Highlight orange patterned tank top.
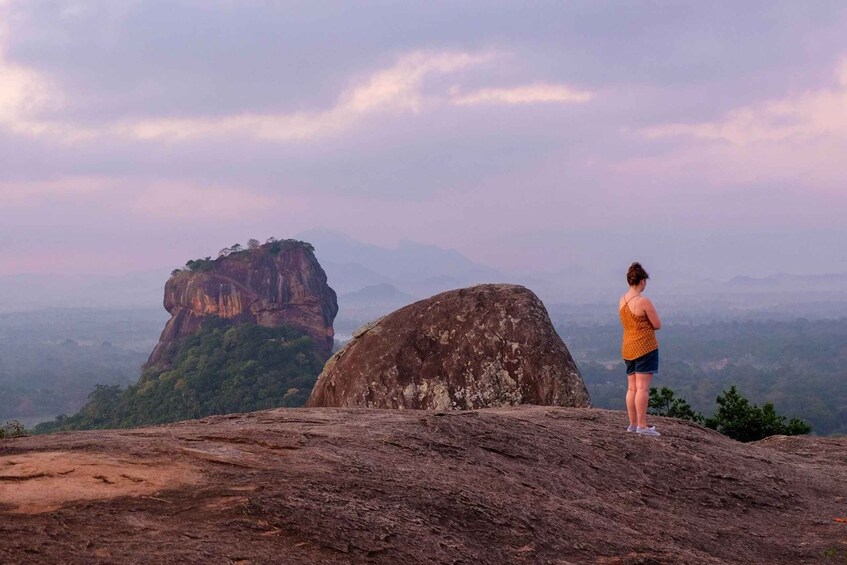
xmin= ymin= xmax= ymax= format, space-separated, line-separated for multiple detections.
xmin=620 ymin=296 xmax=658 ymax=360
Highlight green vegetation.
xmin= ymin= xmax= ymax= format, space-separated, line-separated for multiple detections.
xmin=703 ymin=385 xmax=812 ymax=442
xmin=0 ymin=420 xmax=27 ymax=439
xmin=34 ymin=318 xmax=326 ymax=433
xmin=8 ymin=239 xmax=320 ymax=431
xmin=648 ymin=385 xmax=811 ymax=442
xmin=174 ymin=237 xmax=315 ymax=273
xmin=7 ymin=302 xmax=842 ymax=438
xmin=185 ymin=256 xmax=215 ymax=272
xmin=0 ymin=308 xmax=158 ymax=427
xmin=648 ymin=386 xmax=703 ymax=423
xmin=562 ymin=318 xmax=847 ymax=435
xmin=267 ymin=238 xmax=315 ymax=255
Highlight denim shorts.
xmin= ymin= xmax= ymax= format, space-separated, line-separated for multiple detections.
xmin=625 ymin=349 xmax=659 ymax=375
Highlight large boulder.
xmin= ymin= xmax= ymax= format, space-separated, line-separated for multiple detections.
xmin=307 ymin=284 xmax=590 ymax=409
xmin=147 ymin=240 xmax=338 ymax=367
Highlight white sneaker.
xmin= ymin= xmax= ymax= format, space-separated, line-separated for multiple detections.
xmin=636 ymin=426 xmax=661 ymax=437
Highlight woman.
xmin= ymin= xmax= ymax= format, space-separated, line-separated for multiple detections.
xmin=619 ymin=262 xmax=662 ymax=436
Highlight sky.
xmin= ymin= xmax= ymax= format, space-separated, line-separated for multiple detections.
xmin=1 ymin=0 xmax=846 ymax=280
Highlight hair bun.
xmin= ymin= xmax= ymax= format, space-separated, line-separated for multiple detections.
xmin=626 ymin=262 xmax=649 ymax=286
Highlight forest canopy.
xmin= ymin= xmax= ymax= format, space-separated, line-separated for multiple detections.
xmin=34 ymin=318 xmax=325 ymax=433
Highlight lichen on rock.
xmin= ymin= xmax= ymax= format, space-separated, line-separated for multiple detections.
xmin=307 ymin=284 xmax=591 ymax=409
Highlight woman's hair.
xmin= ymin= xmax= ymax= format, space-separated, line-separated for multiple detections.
xmin=627 ymin=262 xmax=650 ymax=286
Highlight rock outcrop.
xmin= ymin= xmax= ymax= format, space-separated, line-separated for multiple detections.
xmin=2 ymin=408 xmax=846 ymax=564
xmin=147 ymin=241 xmax=338 ymax=367
xmin=307 ymin=284 xmax=590 ymax=409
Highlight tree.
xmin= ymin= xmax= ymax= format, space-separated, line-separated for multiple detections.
xmin=648 ymin=386 xmax=704 ymax=423
xmin=186 ymin=257 xmax=215 ymax=272
xmin=247 ymin=239 xmax=261 ymax=250
xmin=0 ymin=420 xmax=26 ymax=439
xmin=704 ymin=386 xmax=812 ymax=442
xmin=230 ymin=243 xmax=243 ymax=253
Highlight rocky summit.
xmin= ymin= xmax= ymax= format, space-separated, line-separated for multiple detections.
xmin=2 ymin=407 xmax=846 ymax=564
xmin=307 ymin=284 xmax=591 ymax=410
xmin=147 ymin=241 xmax=338 ymax=367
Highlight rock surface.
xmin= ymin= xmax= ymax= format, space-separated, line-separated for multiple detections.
xmin=2 ymin=408 xmax=846 ymax=564
xmin=147 ymin=242 xmax=338 ymax=367
xmin=307 ymin=284 xmax=590 ymax=410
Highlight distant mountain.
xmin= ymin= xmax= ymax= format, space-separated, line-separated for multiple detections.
xmin=724 ymin=273 xmax=847 ymax=292
xmin=319 ymin=261 xmax=392 ymax=294
xmin=297 ymin=228 xmax=507 ymax=297
xmin=335 ymin=283 xmax=419 ymax=334
xmin=341 ymin=283 xmax=417 ymax=306
xmin=727 ymin=275 xmax=781 ymax=288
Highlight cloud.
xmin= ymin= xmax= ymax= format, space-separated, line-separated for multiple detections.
xmin=0 ymin=42 xmax=593 ymax=145
xmin=0 ymin=176 xmax=111 ymax=206
xmin=131 ymin=184 xmax=282 ymax=221
xmin=626 ymin=59 xmax=847 ymax=194
xmin=119 ymin=50 xmax=492 ymax=142
xmin=0 ymin=38 xmax=59 ymax=136
xmin=641 ymin=60 xmax=847 ymax=145
xmin=450 ymin=83 xmax=593 ymax=106
xmin=1 ymin=49 xmax=494 ymax=144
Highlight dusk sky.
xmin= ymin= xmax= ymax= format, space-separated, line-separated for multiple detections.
xmin=2 ymin=1 xmax=846 ymax=280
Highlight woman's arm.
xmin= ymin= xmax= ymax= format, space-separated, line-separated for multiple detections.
xmin=642 ymin=298 xmax=662 ymax=330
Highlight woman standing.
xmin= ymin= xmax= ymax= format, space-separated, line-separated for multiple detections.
xmin=619 ymin=262 xmax=662 ymax=436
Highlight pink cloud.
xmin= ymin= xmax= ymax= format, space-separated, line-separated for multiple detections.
xmin=632 ymin=60 xmax=847 ymax=194
xmin=450 ymin=83 xmax=592 ymax=106
xmin=5 ymin=49 xmax=495 ymax=144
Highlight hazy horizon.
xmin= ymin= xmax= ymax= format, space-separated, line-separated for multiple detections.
xmin=2 ymin=228 xmax=846 ymax=282
xmin=2 ymin=1 xmax=847 ymax=280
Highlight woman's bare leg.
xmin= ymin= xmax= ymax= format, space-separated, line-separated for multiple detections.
xmin=626 ymin=373 xmax=637 ymax=427
xmin=635 ymin=372 xmax=653 ymax=428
